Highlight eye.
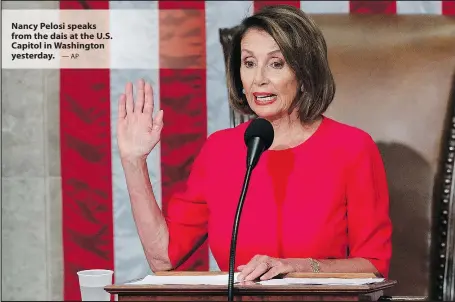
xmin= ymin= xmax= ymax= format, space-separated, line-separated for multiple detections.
xmin=271 ymin=60 xmax=284 ymax=69
xmin=243 ymin=59 xmax=255 ymax=68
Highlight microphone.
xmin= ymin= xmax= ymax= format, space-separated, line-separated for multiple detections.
xmin=227 ymin=118 xmax=274 ymax=301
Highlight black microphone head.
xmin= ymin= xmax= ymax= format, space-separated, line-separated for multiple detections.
xmin=244 ymin=118 xmax=274 ymax=150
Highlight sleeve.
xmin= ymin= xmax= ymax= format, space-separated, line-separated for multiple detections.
xmin=345 ymin=135 xmax=393 ymax=278
xmin=164 ymin=135 xmax=213 ymax=269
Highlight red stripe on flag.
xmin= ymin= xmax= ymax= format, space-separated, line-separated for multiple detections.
xmin=158 ymin=1 xmax=209 ymax=271
xmin=60 ymin=1 xmax=114 ymax=300
xmin=159 ymin=0 xmax=204 ymax=9
xmin=59 ymin=0 xmax=108 ymax=9
xmin=350 ymin=1 xmax=397 ymax=14
xmin=254 ymin=1 xmax=300 ymax=12
xmin=443 ymin=0 xmax=455 ymax=15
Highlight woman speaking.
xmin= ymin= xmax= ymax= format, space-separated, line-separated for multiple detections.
xmin=117 ymin=5 xmax=392 ymax=282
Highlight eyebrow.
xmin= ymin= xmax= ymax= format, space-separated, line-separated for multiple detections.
xmin=241 ymin=49 xmax=282 ymax=55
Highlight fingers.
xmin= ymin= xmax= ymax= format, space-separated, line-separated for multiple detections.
xmin=237 ymin=258 xmax=258 ymax=281
xmin=237 ymin=256 xmax=267 ymax=281
xmin=260 ymin=262 xmax=293 ymax=281
xmin=143 ymin=81 xmax=154 ymax=115
xmin=237 ymin=256 xmax=295 ymax=282
xmin=135 ymin=79 xmax=145 ymax=113
xmin=124 ymin=79 xmax=155 ymax=116
xmin=118 ymin=94 xmax=127 ymax=120
xmin=244 ymin=262 xmax=270 ymax=281
xmin=125 ymin=82 xmax=134 ymax=114
xmin=238 ymin=280 xmax=256 ymax=286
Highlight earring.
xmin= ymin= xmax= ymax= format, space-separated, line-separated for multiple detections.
xmin=242 ymin=88 xmax=245 ymax=94
xmin=300 ymin=85 xmax=304 ymax=92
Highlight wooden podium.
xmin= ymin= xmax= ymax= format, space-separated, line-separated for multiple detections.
xmin=104 ymin=272 xmax=397 ymax=301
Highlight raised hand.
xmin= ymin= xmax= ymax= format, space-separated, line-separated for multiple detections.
xmin=117 ymin=79 xmax=164 ymax=161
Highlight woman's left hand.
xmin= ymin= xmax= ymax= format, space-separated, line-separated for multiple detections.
xmin=237 ymin=255 xmax=299 ymax=281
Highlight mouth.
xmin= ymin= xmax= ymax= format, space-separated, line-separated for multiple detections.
xmin=253 ymin=92 xmax=277 ymax=105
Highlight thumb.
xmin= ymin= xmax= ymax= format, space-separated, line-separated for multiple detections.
xmin=152 ymin=110 xmax=164 ymax=132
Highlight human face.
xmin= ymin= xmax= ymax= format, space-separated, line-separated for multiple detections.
xmin=240 ymin=28 xmax=299 ymax=121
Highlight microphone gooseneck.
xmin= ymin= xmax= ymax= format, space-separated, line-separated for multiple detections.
xmin=227 ymin=165 xmax=253 ymax=301
xmin=227 ymin=118 xmax=274 ymax=302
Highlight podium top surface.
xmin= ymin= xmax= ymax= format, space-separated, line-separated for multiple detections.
xmin=104 ymin=272 xmax=397 ymax=296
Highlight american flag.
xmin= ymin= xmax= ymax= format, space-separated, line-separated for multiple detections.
xmin=57 ymin=1 xmax=455 ymax=300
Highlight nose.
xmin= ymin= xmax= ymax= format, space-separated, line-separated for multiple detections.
xmin=253 ymin=65 xmax=269 ymax=86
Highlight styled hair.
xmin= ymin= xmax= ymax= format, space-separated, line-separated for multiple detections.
xmin=226 ymin=5 xmax=336 ymax=124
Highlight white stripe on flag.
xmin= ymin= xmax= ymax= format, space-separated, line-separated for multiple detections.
xmin=397 ymin=1 xmax=442 ymax=15
xmin=300 ymin=1 xmax=350 ymax=14
xmin=205 ymin=0 xmax=254 ymax=271
xmin=110 ymin=1 xmax=161 ymax=284
xmin=206 ymin=1 xmax=253 ymax=137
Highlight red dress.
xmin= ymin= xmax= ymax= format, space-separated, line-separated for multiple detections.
xmin=164 ymin=116 xmax=392 ymax=278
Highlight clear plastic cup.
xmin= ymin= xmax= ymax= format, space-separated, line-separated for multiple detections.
xmin=77 ymin=269 xmax=113 ymax=301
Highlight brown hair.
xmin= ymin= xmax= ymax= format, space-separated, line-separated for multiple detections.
xmin=226 ymin=5 xmax=336 ymax=124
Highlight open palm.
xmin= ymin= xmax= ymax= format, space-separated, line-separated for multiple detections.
xmin=117 ymin=79 xmax=164 ymax=161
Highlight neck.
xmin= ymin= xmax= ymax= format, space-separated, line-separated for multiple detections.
xmin=266 ymin=112 xmax=323 ymax=151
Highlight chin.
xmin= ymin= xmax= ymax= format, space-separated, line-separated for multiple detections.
xmin=250 ymin=104 xmax=284 ymax=120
